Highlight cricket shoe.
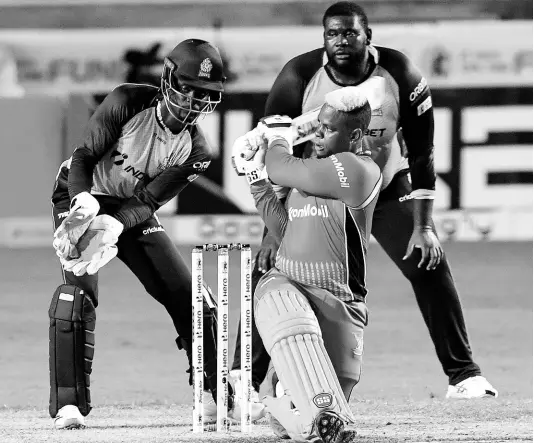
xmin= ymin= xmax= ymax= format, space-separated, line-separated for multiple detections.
xmin=202 ymin=389 xmax=237 ymax=425
xmin=446 ymin=376 xmax=498 ymax=399
xmin=262 ymin=365 xmax=290 ymax=439
xmin=313 ymin=410 xmax=358 ymax=443
xmin=228 ymin=369 xmax=266 ymax=422
xmin=53 ymin=405 xmax=85 ymax=430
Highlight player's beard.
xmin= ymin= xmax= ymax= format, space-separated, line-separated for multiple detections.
xmin=326 ymin=49 xmax=367 ymax=76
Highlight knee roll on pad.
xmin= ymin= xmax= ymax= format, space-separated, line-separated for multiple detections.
xmin=49 ymin=284 xmax=96 ymax=418
xmin=255 ymin=289 xmax=354 ymax=428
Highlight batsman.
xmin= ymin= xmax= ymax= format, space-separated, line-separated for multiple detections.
xmin=233 ymin=86 xmax=382 ymax=442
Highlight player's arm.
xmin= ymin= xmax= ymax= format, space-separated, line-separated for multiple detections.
xmin=395 ymin=51 xmax=436 ymax=228
xmin=112 ymin=127 xmax=212 ymax=229
xmin=249 ymin=180 xmax=288 ymax=242
xmin=264 ymin=57 xmax=308 ymax=118
xmin=68 ymin=86 xmax=137 ymax=200
xmin=266 ymin=142 xmax=381 ymax=207
xmin=383 ymin=48 xmax=443 ymax=269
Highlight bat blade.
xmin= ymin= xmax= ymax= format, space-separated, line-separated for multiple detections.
xmin=291 ymin=106 xmax=321 ymax=146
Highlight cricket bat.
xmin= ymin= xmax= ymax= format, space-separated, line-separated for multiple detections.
xmin=291 ymin=106 xmax=321 ymax=146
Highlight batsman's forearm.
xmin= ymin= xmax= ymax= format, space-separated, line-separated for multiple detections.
xmin=413 ymin=198 xmax=434 ymax=229
xmin=250 ymin=181 xmax=288 ymax=242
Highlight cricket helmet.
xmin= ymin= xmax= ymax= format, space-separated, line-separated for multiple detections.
xmin=161 ymin=39 xmax=225 ymax=125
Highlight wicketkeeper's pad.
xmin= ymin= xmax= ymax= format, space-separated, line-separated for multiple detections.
xmin=255 ymin=288 xmax=354 ymax=440
xmin=49 ymin=284 xmax=96 ymax=418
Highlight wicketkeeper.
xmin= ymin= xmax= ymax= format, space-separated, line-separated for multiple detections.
xmin=48 ymin=39 xmax=262 ymax=429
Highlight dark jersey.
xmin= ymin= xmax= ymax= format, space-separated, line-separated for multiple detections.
xmin=265 ymin=45 xmax=436 ymax=193
xmin=251 ymin=143 xmax=382 ymax=301
xmin=53 ymin=83 xmax=212 ymax=229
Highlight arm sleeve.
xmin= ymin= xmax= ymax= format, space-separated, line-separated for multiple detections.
xmin=266 ymin=142 xmax=381 ymax=208
xmin=382 ymin=48 xmax=436 ymax=192
xmin=264 ymin=51 xmax=323 ymax=118
xmin=68 ymin=87 xmax=136 ymax=200
xmin=113 ymin=126 xmax=213 ymax=229
xmin=249 ymin=181 xmax=288 ymax=242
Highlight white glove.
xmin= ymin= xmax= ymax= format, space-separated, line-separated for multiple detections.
xmin=235 ymin=148 xmax=268 ymax=185
xmin=53 ymin=192 xmax=100 ymax=259
xmin=257 ymin=115 xmax=293 ymax=152
xmin=61 ymin=215 xmax=123 ymax=276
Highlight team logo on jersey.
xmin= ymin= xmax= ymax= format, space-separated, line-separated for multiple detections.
xmin=288 ymin=204 xmax=329 ymax=221
xmin=110 ymin=149 xmax=128 ymax=165
xmin=198 ymin=58 xmax=212 ymax=79
xmin=330 ymin=155 xmax=350 ymax=188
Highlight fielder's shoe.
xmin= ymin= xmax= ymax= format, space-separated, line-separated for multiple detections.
xmin=228 ymin=369 xmax=266 ymax=422
xmin=446 ymin=376 xmax=498 ymax=399
xmin=53 ymin=405 xmax=85 ymax=430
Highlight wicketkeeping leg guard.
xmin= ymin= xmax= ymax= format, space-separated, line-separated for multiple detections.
xmin=49 ymin=285 xmax=96 ymax=418
xmin=255 ymin=288 xmax=354 ymax=440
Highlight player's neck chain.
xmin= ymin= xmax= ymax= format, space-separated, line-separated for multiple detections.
xmin=156 ymin=101 xmax=179 ymax=137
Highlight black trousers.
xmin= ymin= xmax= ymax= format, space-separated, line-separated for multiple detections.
xmin=232 ymin=170 xmax=481 ymax=387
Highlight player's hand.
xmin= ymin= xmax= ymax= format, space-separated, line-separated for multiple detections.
xmin=256 ymin=234 xmax=280 ymax=274
xmin=61 ymin=215 xmax=123 ymax=276
xmin=243 ymin=148 xmax=268 ymax=185
xmin=257 ymin=115 xmax=293 ymax=152
xmin=403 ymin=227 xmax=443 ymax=270
xmin=231 ymin=129 xmax=266 ymax=171
xmin=53 ymin=192 xmax=100 ymax=258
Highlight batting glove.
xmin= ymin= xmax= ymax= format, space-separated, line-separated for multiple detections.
xmin=257 ymin=115 xmax=293 ymax=152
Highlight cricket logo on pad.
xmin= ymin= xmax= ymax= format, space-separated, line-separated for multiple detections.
xmin=313 ymin=393 xmax=333 ymax=408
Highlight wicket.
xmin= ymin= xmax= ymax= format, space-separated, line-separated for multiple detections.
xmin=191 ymin=243 xmax=252 ymax=433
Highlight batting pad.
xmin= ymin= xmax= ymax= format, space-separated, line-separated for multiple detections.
xmin=49 ymin=285 xmax=96 ymax=418
xmin=255 ymin=289 xmax=354 ymax=431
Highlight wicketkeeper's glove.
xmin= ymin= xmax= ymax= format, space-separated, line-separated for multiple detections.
xmin=53 ymin=192 xmax=100 ymax=259
xmin=61 ymin=215 xmax=123 ymax=276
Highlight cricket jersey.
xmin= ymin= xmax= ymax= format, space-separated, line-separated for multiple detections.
xmin=251 ymin=144 xmax=382 ymax=302
xmin=52 ymin=83 xmax=213 ymax=229
xmin=265 ymin=45 xmax=435 ymax=193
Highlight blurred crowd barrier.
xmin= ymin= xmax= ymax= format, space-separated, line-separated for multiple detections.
xmin=0 ymin=20 xmax=531 ymax=246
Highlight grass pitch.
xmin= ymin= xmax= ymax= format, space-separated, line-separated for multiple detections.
xmin=0 ymin=242 xmax=532 ymax=442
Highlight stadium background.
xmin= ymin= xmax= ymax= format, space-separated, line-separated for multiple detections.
xmin=0 ymin=1 xmax=531 ymax=442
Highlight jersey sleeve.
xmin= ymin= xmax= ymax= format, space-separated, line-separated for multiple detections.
xmin=249 ymin=181 xmax=288 ymax=242
xmin=113 ymin=126 xmax=212 ymax=229
xmin=265 ymin=143 xmax=382 ymax=208
xmin=68 ymin=85 xmax=149 ymax=200
xmin=379 ymin=47 xmax=436 ymax=193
